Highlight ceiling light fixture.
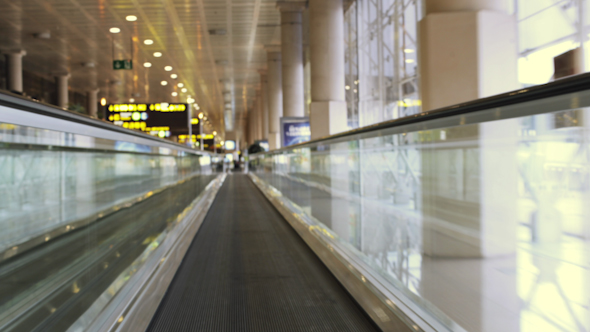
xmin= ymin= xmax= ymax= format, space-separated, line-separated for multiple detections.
xmin=109 ymin=27 xmax=121 ymax=33
xmin=404 ymin=49 xmax=415 ymax=53
xmin=144 ymin=39 xmax=154 ymax=45
xmin=164 ymin=66 xmax=173 ymax=71
xmin=178 ymin=83 xmax=184 ymax=88
xmin=153 ymin=52 xmax=162 ymax=57
xmin=100 ymin=98 xmax=107 ymax=106
xmin=126 ymin=15 xmax=137 ymax=22
xmin=143 ymin=62 xmax=152 ymax=68
xmin=181 ymin=88 xmax=187 ymax=93
xmin=172 ymin=92 xmax=178 ymax=96
xmin=405 ymin=59 xmax=415 ymax=63
xmin=198 ymin=113 xmax=204 ymax=119
xmin=170 ymin=74 xmax=178 ymax=79
xmin=161 ymin=81 xmax=168 ymax=86
xmin=129 ymin=98 xmax=135 ymax=102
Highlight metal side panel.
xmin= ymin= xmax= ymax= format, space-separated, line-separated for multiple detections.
xmin=73 ymin=173 xmax=226 ymax=332
xmin=248 ymin=173 xmax=452 ymax=332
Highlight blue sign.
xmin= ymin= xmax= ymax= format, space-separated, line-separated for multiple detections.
xmin=282 ymin=121 xmax=310 ymax=146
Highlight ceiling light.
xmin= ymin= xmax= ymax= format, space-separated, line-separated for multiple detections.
xmin=164 ymin=66 xmax=173 ymax=71
xmin=129 ymin=98 xmax=135 ymax=102
xmin=213 ymin=131 xmax=217 ymax=136
xmin=404 ymin=49 xmax=415 ymax=53
xmin=178 ymin=83 xmax=184 ymax=88
xmin=153 ymin=52 xmax=162 ymax=57
xmin=181 ymin=88 xmax=187 ymax=93
xmin=172 ymin=92 xmax=178 ymax=96
xmin=100 ymin=98 xmax=107 ymax=106
xmin=126 ymin=15 xmax=137 ymax=22
xmin=161 ymin=81 xmax=168 ymax=86
xmin=144 ymin=39 xmax=154 ymax=45
xmin=198 ymin=113 xmax=203 ymax=119
xmin=405 ymin=59 xmax=415 ymax=63
xmin=143 ymin=62 xmax=152 ymax=68
xmin=170 ymin=74 xmax=178 ymax=79
xmin=109 ymin=27 xmax=121 ymax=33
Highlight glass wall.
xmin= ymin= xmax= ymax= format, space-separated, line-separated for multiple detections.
xmin=344 ymin=0 xmax=590 ymax=127
xmin=0 ymin=120 xmax=218 ymax=331
xmin=250 ymin=87 xmax=590 ymax=331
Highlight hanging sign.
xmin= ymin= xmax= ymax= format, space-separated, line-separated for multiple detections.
xmin=113 ymin=59 xmax=133 ymax=70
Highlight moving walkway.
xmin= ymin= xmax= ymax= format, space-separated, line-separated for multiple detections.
xmin=1 ymin=73 xmax=590 ymax=331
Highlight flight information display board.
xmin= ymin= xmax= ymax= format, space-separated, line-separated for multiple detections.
xmin=105 ymin=103 xmax=189 ymax=138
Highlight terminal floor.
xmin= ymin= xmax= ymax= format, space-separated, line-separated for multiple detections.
xmin=147 ymin=174 xmax=379 ymax=332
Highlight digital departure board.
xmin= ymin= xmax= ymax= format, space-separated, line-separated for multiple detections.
xmin=105 ymin=103 xmax=189 ymax=137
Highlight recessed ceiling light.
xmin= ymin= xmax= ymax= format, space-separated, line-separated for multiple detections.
xmin=178 ymin=83 xmax=184 ymax=88
xmin=405 ymin=59 xmax=415 ymax=63
xmin=181 ymin=88 xmax=187 ymax=93
xmin=153 ymin=52 xmax=162 ymax=57
xmin=404 ymin=49 xmax=415 ymax=53
xmin=109 ymin=27 xmax=121 ymax=33
xmin=170 ymin=74 xmax=178 ymax=79
xmin=129 ymin=98 xmax=135 ymax=102
xmin=144 ymin=39 xmax=154 ymax=45
xmin=164 ymin=66 xmax=173 ymax=71
xmin=143 ymin=62 xmax=152 ymax=68
xmin=161 ymin=81 xmax=168 ymax=86
xmin=126 ymin=15 xmax=137 ymax=22
xmin=172 ymin=92 xmax=178 ymax=96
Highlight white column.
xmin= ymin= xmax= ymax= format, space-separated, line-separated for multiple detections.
xmin=266 ymin=46 xmax=283 ymax=150
xmin=87 ymin=89 xmax=99 ymax=118
xmin=277 ymin=2 xmax=305 ymax=118
xmin=55 ymin=74 xmax=70 ymax=109
xmin=4 ymin=50 xmax=26 ymax=93
xmin=259 ymin=70 xmax=270 ymax=141
xmin=309 ymin=0 xmax=348 ymax=139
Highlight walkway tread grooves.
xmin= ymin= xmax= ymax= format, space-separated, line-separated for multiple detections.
xmin=147 ymin=174 xmax=380 ymax=332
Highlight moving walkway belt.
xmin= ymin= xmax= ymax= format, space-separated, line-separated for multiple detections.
xmin=147 ymin=174 xmax=380 ymax=332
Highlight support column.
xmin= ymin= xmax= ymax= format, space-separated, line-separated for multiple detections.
xmin=55 ymin=74 xmax=70 ymax=109
xmin=266 ymin=46 xmax=283 ymax=150
xmin=255 ymin=89 xmax=263 ymax=141
xmin=86 ymin=89 xmax=99 ymax=118
xmin=309 ymin=0 xmax=348 ymax=139
xmin=277 ymin=2 xmax=305 ymax=118
xmin=259 ymin=70 xmax=270 ymax=141
xmin=4 ymin=50 xmax=26 ymax=93
xmin=419 ymin=3 xmax=520 ymax=329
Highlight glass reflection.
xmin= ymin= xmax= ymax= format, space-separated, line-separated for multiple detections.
xmin=251 ymin=107 xmax=590 ymax=332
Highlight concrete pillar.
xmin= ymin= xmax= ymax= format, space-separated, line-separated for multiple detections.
xmin=254 ymin=89 xmax=263 ymax=141
xmin=55 ymin=74 xmax=70 ymax=109
xmin=309 ymin=0 xmax=348 ymax=139
xmin=87 ymin=89 xmax=99 ymax=118
xmin=259 ymin=70 xmax=270 ymax=141
xmin=4 ymin=50 xmax=26 ymax=93
xmin=420 ymin=0 xmax=516 ymax=111
xmin=277 ymin=2 xmax=305 ymax=118
xmin=266 ymin=46 xmax=283 ymax=150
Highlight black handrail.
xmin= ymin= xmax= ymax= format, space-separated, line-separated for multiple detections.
xmin=258 ymin=72 xmax=590 ymax=154
xmin=0 ymin=89 xmax=206 ymax=155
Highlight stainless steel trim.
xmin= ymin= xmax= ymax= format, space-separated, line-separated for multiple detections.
xmin=248 ymin=173 xmax=463 ymax=332
xmin=73 ymin=173 xmax=226 ymax=332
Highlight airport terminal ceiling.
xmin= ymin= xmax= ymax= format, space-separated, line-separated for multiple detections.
xmin=0 ymin=0 xmax=291 ymax=138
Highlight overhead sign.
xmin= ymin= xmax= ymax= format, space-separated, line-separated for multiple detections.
xmin=281 ymin=117 xmax=311 ymax=147
xmin=113 ymin=59 xmax=133 ymax=70
xmin=106 ymin=103 xmax=189 ymax=137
